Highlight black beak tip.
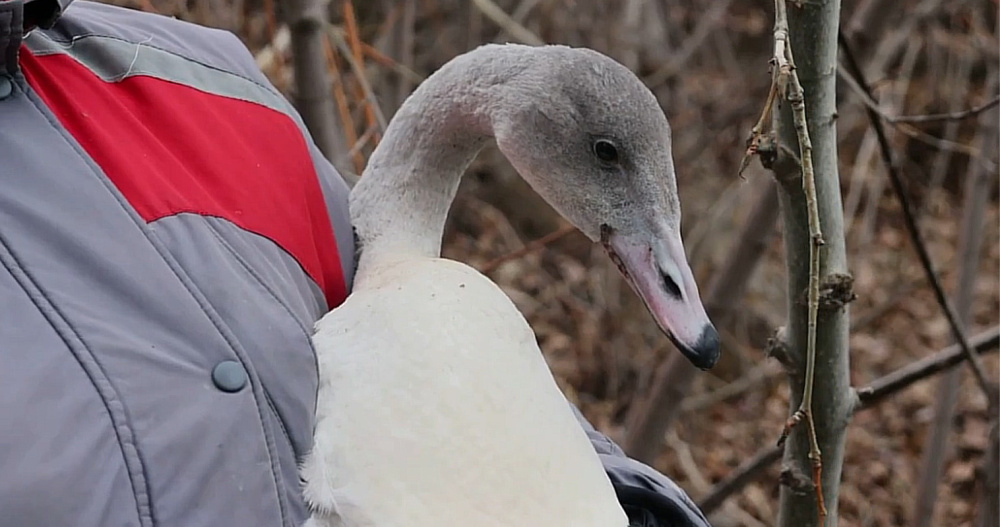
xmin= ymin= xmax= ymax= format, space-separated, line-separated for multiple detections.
xmin=676 ymin=324 xmax=721 ymax=371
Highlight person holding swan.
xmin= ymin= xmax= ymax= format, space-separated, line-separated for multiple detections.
xmin=0 ymin=1 xmax=716 ymax=526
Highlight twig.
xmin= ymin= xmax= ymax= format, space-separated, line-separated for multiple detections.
xmin=842 ymin=37 xmax=922 ymax=244
xmin=667 ymin=431 xmax=712 ymax=493
xmin=341 ymin=1 xmax=386 ymax=139
xmin=681 ymin=361 xmax=783 ymax=414
xmin=855 ymin=326 xmax=1000 ymax=407
xmin=643 ymin=0 xmax=734 ymax=88
xmin=493 ymin=0 xmax=544 ymax=43
xmin=737 ymin=59 xmax=781 ymax=178
xmin=926 ymin=55 xmax=974 ymax=198
xmin=323 ymin=39 xmax=364 ymax=174
xmin=837 ymin=67 xmax=997 ymax=170
xmin=624 ymin=352 xmax=695 ymax=463
xmin=478 ymin=224 xmax=578 ymax=274
xmin=888 ymin=95 xmax=999 ymax=123
xmin=700 ymin=326 xmax=1000 ymax=512
xmin=837 ymin=75 xmax=999 ymax=123
xmin=353 ymin=34 xmax=424 ymax=85
xmin=838 ymin=30 xmax=996 ymax=399
xmin=329 ymin=28 xmax=388 ymax=132
xmin=469 ymin=0 xmax=545 ymax=46
xmin=685 ymin=175 xmax=752 ymax=264
xmin=844 ymin=75 xmax=1000 ymax=124
xmin=769 ymin=0 xmax=826 ymax=520
xmin=394 ymin=0 xmax=417 ymax=111
xmin=698 ymin=445 xmax=785 ymax=514
xmin=914 ymin=79 xmax=995 ymax=526
xmin=346 ymin=121 xmax=380 ymax=160
xmin=971 ymin=73 xmax=1000 ymax=527
xmin=893 ymin=121 xmax=991 ymax=167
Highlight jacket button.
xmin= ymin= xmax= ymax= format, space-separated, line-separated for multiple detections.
xmin=212 ymin=361 xmax=248 ymax=393
xmin=0 ymin=76 xmax=12 ymax=101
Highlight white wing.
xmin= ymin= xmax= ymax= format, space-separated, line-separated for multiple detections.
xmin=301 ymin=258 xmax=627 ymax=527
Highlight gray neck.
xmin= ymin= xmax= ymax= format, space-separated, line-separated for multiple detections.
xmin=349 ymin=48 xmax=520 ymax=272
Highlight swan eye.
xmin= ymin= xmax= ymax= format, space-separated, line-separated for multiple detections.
xmin=593 ymin=140 xmax=619 ymax=163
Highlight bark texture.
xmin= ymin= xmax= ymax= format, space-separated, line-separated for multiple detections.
xmin=774 ymin=2 xmax=852 ymax=526
xmin=288 ymin=0 xmax=349 ymax=172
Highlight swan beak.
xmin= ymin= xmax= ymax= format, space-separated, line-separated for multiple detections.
xmin=600 ymin=225 xmax=720 ymax=370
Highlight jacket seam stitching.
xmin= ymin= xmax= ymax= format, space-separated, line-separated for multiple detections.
xmin=29 ymin=31 xmax=285 ymax=102
xmin=25 ymin=30 xmax=317 ymax=154
xmin=202 ymin=215 xmax=320 ymax=456
xmin=262 ymin=389 xmax=294 ymax=458
xmin=202 ymin=216 xmax=321 ymax=342
xmin=20 ymin=76 xmax=293 ymax=527
xmin=0 ymin=221 xmax=151 ymax=526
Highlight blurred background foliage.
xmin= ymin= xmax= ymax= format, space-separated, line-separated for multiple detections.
xmin=97 ymin=1 xmax=1000 ymax=525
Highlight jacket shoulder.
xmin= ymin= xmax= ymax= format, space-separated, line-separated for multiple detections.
xmin=40 ymin=1 xmax=268 ymax=87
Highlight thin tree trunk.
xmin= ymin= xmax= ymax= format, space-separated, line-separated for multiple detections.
xmin=978 ymin=418 xmax=999 ymax=527
xmin=394 ymin=0 xmax=416 ymax=112
xmin=288 ymin=0 xmax=349 ymax=172
xmin=973 ymin=74 xmax=1000 ymax=527
xmin=775 ymin=1 xmax=851 ymax=526
xmin=913 ymin=89 xmax=994 ymax=527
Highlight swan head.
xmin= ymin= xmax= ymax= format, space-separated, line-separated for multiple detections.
xmin=491 ymin=45 xmax=720 ymax=370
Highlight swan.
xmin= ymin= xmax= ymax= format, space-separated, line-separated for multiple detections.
xmin=301 ymin=43 xmax=720 ymax=527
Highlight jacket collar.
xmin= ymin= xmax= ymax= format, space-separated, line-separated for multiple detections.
xmin=0 ymin=0 xmax=70 ymax=75
xmin=25 ymin=0 xmax=71 ymax=30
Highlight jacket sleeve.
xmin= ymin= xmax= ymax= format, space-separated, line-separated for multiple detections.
xmin=569 ymin=405 xmax=713 ymax=527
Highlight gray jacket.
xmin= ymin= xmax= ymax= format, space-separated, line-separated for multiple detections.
xmin=0 ymin=1 xmax=710 ymax=525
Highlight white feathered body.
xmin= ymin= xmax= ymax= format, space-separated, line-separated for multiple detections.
xmin=301 ymin=257 xmax=628 ymax=527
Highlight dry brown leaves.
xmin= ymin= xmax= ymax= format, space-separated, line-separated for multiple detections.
xmin=96 ymin=1 xmax=1000 ymax=525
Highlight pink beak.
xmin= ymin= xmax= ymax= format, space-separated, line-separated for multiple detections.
xmin=601 ymin=225 xmax=720 ymax=369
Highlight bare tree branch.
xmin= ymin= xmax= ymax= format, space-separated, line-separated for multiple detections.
xmin=856 ymin=326 xmax=1000 ymax=407
xmin=478 ymin=224 xmax=578 ymax=274
xmin=469 ymin=0 xmax=545 ymax=46
xmin=700 ymin=326 xmax=1000 ymax=514
xmin=769 ymin=1 xmax=828 ymax=518
xmin=837 ymin=30 xmax=997 ymax=400
xmin=913 ymin=74 xmax=997 ymax=527
xmin=330 ymin=5 xmax=388 ymax=133
xmin=837 ymin=77 xmax=999 ymax=124
xmin=643 ymin=0 xmax=733 ymax=88
xmin=837 ymin=66 xmax=998 ymax=171
xmin=889 ymin=96 xmax=999 ymax=123
xmin=698 ymin=445 xmax=784 ymax=514
xmin=391 ymin=0 xmax=417 ymax=113
xmin=769 ymin=2 xmax=853 ymax=525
